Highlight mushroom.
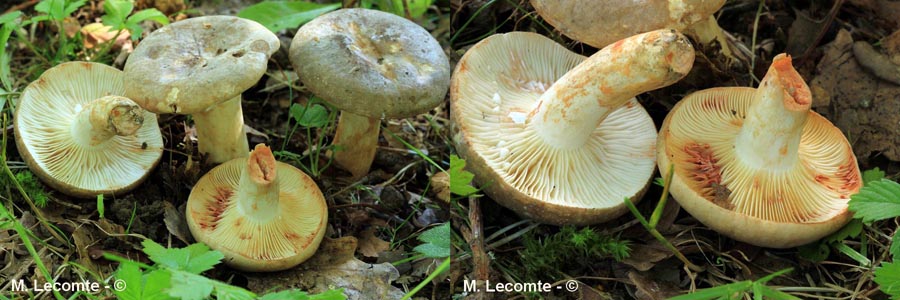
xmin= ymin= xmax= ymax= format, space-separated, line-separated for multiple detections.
xmin=657 ymin=54 xmax=862 ymax=248
xmin=124 ymin=16 xmax=280 ymax=164
xmin=451 ymin=29 xmax=695 ymax=225
xmin=530 ymin=0 xmax=730 ymax=54
xmin=289 ymin=8 xmax=451 ymax=178
xmin=14 ymin=62 xmax=163 ymax=198
xmin=186 ymin=144 xmax=328 ymax=272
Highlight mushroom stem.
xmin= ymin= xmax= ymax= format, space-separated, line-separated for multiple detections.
xmin=72 ymin=95 xmax=144 ymax=147
xmin=236 ymin=144 xmax=280 ymax=221
xmin=529 ymin=30 xmax=695 ymax=149
xmin=193 ymin=96 xmax=249 ymax=164
xmin=330 ymin=111 xmax=380 ymax=179
xmin=734 ymin=54 xmax=811 ymax=170
xmin=686 ymin=15 xmax=735 ymax=59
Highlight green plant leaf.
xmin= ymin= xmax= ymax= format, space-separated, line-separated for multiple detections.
xmin=449 ymin=155 xmax=478 ymax=196
xmin=290 ymin=103 xmax=329 ymax=128
xmin=863 ymin=167 xmax=886 ymax=185
xmin=754 ymin=284 xmax=801 ymax=300
xmin=141 ymin=240 xmax=224 ymax=274
xmin=97 ymin=194 xmax=105 ymax=219
xmin=874 ymin=262 xmax=900 ymax=298
xmin=238 ymin=1 xmax=340 ymax=33
xmin=668 ymin=281 xmax=752 ymax=300
xmin=124 ymin=8 xmax=169 ymax=40
xmin=413 ymin=223 xmax=450 ymax=258
xmin=101 ymin=0 xmax=134 ymax=27
xmin=113 ymin=262 xmax=143 ymax=300
xmin=797 ymin=242 xmax=830 ymax=262
xmin=142 ymin=270 xmax=176 ymax=300
xmin=825 ymin=219 xmax=863 ymax=243
xmin=892 ymin=233 xmax=900 ymax=260
xmin=168 ymin=271 xmax=214 ymax=300
xmin=848 ymin=179 xmax=900 ymax=223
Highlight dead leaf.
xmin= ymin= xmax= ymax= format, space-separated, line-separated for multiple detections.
xmin=243 ymin=124 xmax=270 ymax=140
xmin=81 ymin=23 xmax=132 ymax=51
xmin=246 ymin=237 xmax=405 ymax=300
xmin=163 ymin=201 xmax=192 ymax=244
xmin=356 ymin=227 xmax=390 ymax=258
xmin=430 ymin=172 xmax=451 ymax=203
xmin=628 ymin=271 xmax=681 ymax=300
xmin=811 ymin=29 xmax=900 ymax=162
xmin=621 ymin=244 xmax=671 ymax=271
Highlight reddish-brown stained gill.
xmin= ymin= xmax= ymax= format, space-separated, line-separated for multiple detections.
xmin=205 ymin=187 xmax=233 ymax=230
xmin=837 ymin=159 xmax=861 ymax=192
xmin=684 ymin=142 xmax=723 ymax=187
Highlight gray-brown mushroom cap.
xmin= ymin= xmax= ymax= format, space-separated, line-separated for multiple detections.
xmin=124 ymin=16 xmax=279 ymax=114
xmin=289 ymin=8 xmax=451 ymax=119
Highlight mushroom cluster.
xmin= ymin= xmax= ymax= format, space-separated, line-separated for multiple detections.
xmin=658 ymin=54 xmax=861 ymax=248
xmin=451 ymin=29 xmax=695 ymax=225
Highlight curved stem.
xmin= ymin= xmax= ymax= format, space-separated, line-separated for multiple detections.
xmin=71 ymin=95 xmax=144 ymax=147
xmin=330 ymin=111 xmax=379 ymax=179
xmin=734 ymin=54 xmax=810 ymax=170
xmin=529 ymin=30 xmax=695 ymax=149
xmin=193 ymin=96 xmax=249 ymax=164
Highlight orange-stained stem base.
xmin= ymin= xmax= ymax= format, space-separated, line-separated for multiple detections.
xmin=330 ymin=111 xmax=379 ymax=179
xmin=194 ymin=96 xmax=250 ymax=164
xmin=529 ymin=29 xmax=694 ymax=149
xmin=734 ymin=54 xmax=811 ymax=170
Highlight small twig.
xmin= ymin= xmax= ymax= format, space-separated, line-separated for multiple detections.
xmin=3 ymin=0 xmax=39 ymax=15
xmin=469 ymin=195 xmax=490 ymax=285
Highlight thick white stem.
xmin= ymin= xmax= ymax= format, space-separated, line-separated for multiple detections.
xmin=71 ymin=95 xmax=144 ymax=147
xmin=330 ymin=111 xmax=379 ymax=179
xmin=236 ymin=145 xmax=280 ymax=222
xmin=530 ymin=29 xmax=695 ymax=149
xmin=193 ymin=96 xmax=249 ymax=164
xmin=734 ymin=54 xmax=810 ymax=170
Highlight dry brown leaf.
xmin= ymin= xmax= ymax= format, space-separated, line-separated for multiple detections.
xmin=80 ymin=23 xmax=132 ymax=51
xmin=246 ymin=237 xmax=404 ymax=300
xmin=163 ymin=201 xmax=192 ymax=244
xmin=430 ymin=171 xmax=450 ymax=203
xmin=356 ymin=227 xmax=391 ymax=258
xmin=810 ymin=29 xmax=900 ymax=162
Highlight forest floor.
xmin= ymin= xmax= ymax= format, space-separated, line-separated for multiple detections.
xmin=449 ymin=0 xmax=900 ymax=299
xmin=1 ymin=0 xmax=454 ymax=299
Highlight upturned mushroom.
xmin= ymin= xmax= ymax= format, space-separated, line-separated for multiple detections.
xmin=124 ymin=16 xmax=280 ymax=164
xmin=531 ymin=0 xmax=729 ymax=53
xmin=186 ymin=144 xmax=328 ymax=272
xmin=14 ymin=62 xmax=163 ymax=198
xmin=657 ymin=54 xmax=861 ymax=248
xmin=290 ymin=8 xmax=451 ymax=178
xmin=451 ymin=29 xmax=695 ymax=225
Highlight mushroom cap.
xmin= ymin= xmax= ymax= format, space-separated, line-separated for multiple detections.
xmin=13 ymin=62 xmax=163 ymax=198
xmin=289 ymin=8 xmax=451 ymax=119
xmin=124 ymin=16 xmax=280 ymax=114
xmin=530 ymin=0 xmax=725 ymax=49
xmin=451 ymin=32 xmax=658 ymax=225
xmin=185 ymin=148 xmax=328 ymax=272
xmin=658 ymin=88 xmax=861 ymax=248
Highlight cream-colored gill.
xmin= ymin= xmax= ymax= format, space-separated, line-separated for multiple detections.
xmin=665 ymin=88 xmax=857 ymax=223
xmin=530 ymin=29 xmax=694 ymax=149
xmin=15 ymin=62 xmax=163 ymax=193
xmin=190 ymin=158 xmax=327 ymax=262
xmin=734 ymin=54 xmax=810 ymax=170
xmin=452 ymin=32 xmax=660 ymax=208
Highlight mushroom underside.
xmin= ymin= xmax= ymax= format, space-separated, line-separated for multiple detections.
xmin=662 ymin=87 xmax=860 ymax=224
